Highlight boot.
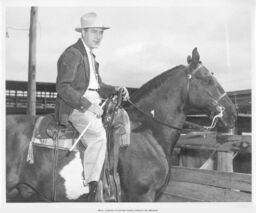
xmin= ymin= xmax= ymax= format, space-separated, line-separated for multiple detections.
xmin=87 ymin=181 xmax=98 ymax=202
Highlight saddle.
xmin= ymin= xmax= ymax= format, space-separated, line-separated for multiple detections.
xmin=26 ymin=92 xmax=130 ymax=202
xmin=28 ymin=111 xmax=130 ymax=153
xmin=27 ymin=114 xmax=79 ymax=152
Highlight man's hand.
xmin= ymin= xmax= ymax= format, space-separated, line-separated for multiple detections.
xmin=87 ymin=103 xmax=103 ymax=118
xmin=116 ymin=86 xmax=129 ymax=101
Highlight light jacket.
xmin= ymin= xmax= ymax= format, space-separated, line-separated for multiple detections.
xmin=55 ymin=38 xmax=116 ymax=126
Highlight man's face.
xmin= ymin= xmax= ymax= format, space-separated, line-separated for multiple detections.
xmin=82 ymin=28 xmax=104 ymax=50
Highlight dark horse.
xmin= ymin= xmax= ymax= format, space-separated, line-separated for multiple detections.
xmin=6 ymin=48 xmax=237 ymax=202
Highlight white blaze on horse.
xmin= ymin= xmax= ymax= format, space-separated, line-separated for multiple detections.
xmin=6 ymin=48 xmax=237 ymax=202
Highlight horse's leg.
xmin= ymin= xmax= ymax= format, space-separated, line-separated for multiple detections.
xmin=119 ymin=131 xmax=168 ymax=202
xmin=136 ymin=188 xmax=155 ymax=202
xmin=125 ymin=178 xmax=156 ymax=202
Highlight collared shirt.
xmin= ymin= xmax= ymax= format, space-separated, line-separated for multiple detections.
xmin=81 ymin=38 xmax=99 ymax=90
xmin=81 ymin=38 xmax=101 ymax=105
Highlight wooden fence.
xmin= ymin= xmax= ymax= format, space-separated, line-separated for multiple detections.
xmin=175 ymin=132 xmax=251 ymax=172
xmin=159 ymin=166 xmax=251 ymax=202
xmin=160 ymin=132 xmax=252 ymax=202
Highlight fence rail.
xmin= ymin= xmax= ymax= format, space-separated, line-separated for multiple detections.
xmin=176 ymin=133 xmax=251 ymax=153
xmin=159 ymin=166 xmax=251 ymax=202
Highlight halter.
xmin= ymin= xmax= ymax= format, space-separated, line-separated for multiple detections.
xmin=186 ymin=64 xmax=227 ymax=130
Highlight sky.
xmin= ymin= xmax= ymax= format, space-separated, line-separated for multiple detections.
xmin=3 ymin=0 xmax=255 ymax=92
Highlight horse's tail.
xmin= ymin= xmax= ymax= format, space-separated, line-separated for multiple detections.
xmin=6 ymin=115 xmax=38 ymax=200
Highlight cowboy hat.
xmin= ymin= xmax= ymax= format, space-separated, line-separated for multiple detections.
xmin=75 ymin=12 xmax=110 ymax=32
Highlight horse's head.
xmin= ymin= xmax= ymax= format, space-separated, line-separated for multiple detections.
xmin=185 ymin=48 xmax=237 ymax=129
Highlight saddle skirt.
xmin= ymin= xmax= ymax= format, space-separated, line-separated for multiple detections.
xmin=32 ymin=114 xmax=79 ymax=151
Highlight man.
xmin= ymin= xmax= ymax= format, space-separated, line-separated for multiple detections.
xmin=54 ymin=12 xmax=129 ymax=195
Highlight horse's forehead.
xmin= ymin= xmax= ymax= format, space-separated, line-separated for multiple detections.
xmin=199 ymin=65 xmax=210 ymax=76
xmin=196 ymin=65 xmax=224 ymax=91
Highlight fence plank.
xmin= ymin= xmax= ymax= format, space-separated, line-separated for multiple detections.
xmin=171 ymin=166 xmax=251 ymax=192
xmin=176 ymin=135 xmax=251 ymax=153
xmin=165 ymin=181 xmax=251 ymax=202
xmin=159 ymin=193 xmax=201 ymax=202
xmin=217 ymin=152 xmax=234 ymax=172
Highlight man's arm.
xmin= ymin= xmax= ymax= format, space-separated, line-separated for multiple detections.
xmin=99 ymin=80 xmax=129 ymax=101
xmin=56 ymin=49 xmax=92 ymax=111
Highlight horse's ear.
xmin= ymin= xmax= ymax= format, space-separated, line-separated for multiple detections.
xmin=192 ymin=47 xmax=200 ymax=63
xmin=187 ymin=55 xmax=192 ymax=64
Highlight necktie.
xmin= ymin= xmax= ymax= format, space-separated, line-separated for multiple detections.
xmin=89 ymin=50 xmax=99 ymax=83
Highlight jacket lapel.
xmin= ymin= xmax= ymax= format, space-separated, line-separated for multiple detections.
xmin=73 ymin=38 xmax=100 ymax=81
xmin=73 ymin=39 xmax=90 ymax=79
xmin=74 ymin=38 xmax=87 ymax=57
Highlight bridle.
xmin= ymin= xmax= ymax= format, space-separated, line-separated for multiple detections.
xmin=128 ymin=64 xmax=227 ymax=131
xmin=186 ymin=64 xmax=227 ymax=129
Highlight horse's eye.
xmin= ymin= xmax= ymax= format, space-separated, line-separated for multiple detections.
xmin=204 ymin=77 xmax=214 ymax=85
xmin=211 ymin=72 xmax=214 ymax=75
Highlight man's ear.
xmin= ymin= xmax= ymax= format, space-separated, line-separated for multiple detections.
xmin=81 ymin=28 xmax=87 ymax=37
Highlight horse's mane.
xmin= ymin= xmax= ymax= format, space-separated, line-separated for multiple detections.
xmin=131 ymin=65 xmax=186 ymax=101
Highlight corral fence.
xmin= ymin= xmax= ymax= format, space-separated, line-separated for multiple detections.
xmin=159 ymin=165 xmax=251 ymax=202
xmin=160 ymin=132 xmax=252 ymax=202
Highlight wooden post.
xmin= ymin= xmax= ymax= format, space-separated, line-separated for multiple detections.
xmin=14 ymin=90 xmax=17 ymax=110
xmin=44 ymin=96 xmax=47 ymax=112
xmin=27 ymin=7 xmax=38 ymax=116
xmin=217 ymin=128 xmax=235 ymax=172
xmin=217 ymin=152 xmax=234 ymax=172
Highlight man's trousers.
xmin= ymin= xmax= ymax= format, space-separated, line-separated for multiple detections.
xmin=69 ymin=91 xmax=106 ymax=185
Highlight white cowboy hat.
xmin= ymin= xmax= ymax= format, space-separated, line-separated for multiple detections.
xmin=75 ymin=12 xmax=110 ymax=32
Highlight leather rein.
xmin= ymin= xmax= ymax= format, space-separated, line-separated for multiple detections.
xmin=127 ymin=64 xmax=227 ymax=132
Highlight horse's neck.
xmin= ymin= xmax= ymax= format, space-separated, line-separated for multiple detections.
xmin=132 ymin=71 xmax=187 ymax=124
xmin=129 ymin=71 xmax=188 ymax=153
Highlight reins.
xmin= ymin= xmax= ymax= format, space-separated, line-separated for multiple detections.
xmin=127 ymin=99 xmax=183 ymax=131
xmin=127 ymin=64 xmax=227 ymax=132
